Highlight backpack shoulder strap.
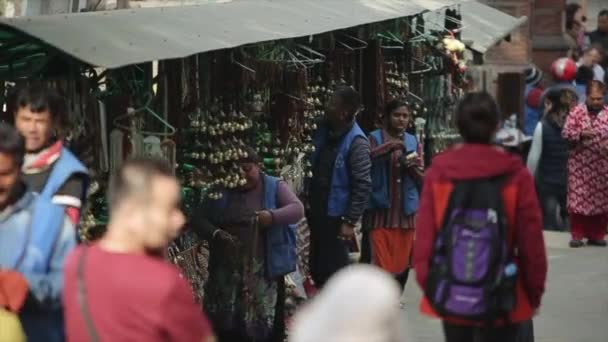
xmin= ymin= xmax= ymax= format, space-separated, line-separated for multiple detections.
xmin=431 ymin=182 xmax=454 ymax=231
xmin=500 ymin=179 xmax=519 ymax=247
xmin=431 ymin=175 xmax=517 ymax=233
xmin=77 ymin=248 xmax=100 ymax=342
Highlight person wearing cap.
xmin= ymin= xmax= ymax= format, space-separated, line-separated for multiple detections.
xmin=524 ymin=65 xmax=544 ymax=136
xmin=190 ymin=147 xmax=305 ymax=342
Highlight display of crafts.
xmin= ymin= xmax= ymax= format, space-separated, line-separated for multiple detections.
xmin=14 ymin=5 xmax=471 ymax=250
xmin=385 ymin=62 xmax=410 ymax=100
xmin=441 ymin=34 xmax=467 ymax=72
xmin=184 ymin=99 xmax=254 ymax=200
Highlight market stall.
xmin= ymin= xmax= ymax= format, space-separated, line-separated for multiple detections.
xmin=0 ymin=0 xmax=527 ymax=308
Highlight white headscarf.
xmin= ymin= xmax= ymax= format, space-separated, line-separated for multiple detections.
xmin=289 ymin=265 xmax=408 ymax=342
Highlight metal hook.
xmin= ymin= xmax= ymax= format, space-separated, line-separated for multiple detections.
xmin=406 ymin=57 xmax=434 ymax=75
xmin=113 ymin=92 xmax=176 ymax=136
xmin=336 ymin=33 xmax=368 ymax=51
xmin=231 ymin=51 xmax=256 ymax=74
xmin=407 ymin=91 xmax=424 ymax=103
xmin=279 ymin=91 xmax=308 ymax=103
xmin=377 ymin=32 xmax=404 ymax=49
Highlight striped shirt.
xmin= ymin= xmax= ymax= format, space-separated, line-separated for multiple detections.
xmin=368 ymin=130 xmax=423 ymax=229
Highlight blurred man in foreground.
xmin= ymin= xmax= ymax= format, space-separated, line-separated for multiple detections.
xmin=62 ymin=158 xmax=215 ymax=342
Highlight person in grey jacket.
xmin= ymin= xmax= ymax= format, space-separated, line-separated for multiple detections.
xmin=309 ymin=86 xmax=371 ymax=288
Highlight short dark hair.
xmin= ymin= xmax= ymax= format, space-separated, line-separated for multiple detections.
xmin=544 ymin=89 xmax=563 ymax=115
xmin=108 ymin=158 xmax=175 ymax=211
xmin=575 ymin=65 xmax=595 ymax=85
xmin=14 ymin=84 xmax=64 ymax=122
xmin=599 ymin=9 xmax=608 ymax=18
xmin=455 ymin=92 xmax=499 ymax=144
xmin=240 ymin=145 xmax=261 ymax=164
xmin=0 ymin=122 xmax=26 ymax=167
xmin=334 ymin=86 xmax=361 ymax=120
xmin=587 ymin=80 xmax=607 ymax=95
xmin=385 ymin=99 xmax=409 ymax=116
xmin=559 ymin=88 xmax=579 ymax=109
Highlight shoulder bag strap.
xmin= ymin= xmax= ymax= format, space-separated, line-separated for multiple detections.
xmin=11 ymin=198 xmax=36 ymax=270
xmin=12 ymin=219 xmax=32 ymax=270
xmin=77 ymin=248 xmax=101 ymax=342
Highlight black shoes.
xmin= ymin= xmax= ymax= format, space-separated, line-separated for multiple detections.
xmin=569 ymin=240 xmax=585 ymax=248
xmin=587 ymin=239 xmax=607 ymax=247
xmin=569 ymin=239 xmax=607 ymax=247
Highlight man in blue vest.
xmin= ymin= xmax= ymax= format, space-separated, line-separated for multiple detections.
xmin=309 ymin=86 xmax=371 ymax=288
xmin=0 ymin=123 xmax=76 ymax=342
xmin=13 ymin=85 xmax=89 ymax=231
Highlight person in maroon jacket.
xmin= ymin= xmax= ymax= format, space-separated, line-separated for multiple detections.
xmin=414 ymin=92 xmax=548 ymax=342
xmin=63 ymin=158 xmax=215 ymax=342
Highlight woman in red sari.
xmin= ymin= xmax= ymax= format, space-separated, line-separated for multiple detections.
xmin=363 ymin=99 xmax=423 ymax=292
xmin=562 ymin=80 xmax=608 ymax=247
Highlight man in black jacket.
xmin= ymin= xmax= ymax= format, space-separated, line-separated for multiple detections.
xmin=309 ymin=86 xmax=371 ymax=288
xmin=589 ymin=10 xmax=608 ymax=62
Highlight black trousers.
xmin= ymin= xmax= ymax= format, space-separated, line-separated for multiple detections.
xmin=309 ymin=216 xmax=350 ymax=288
xmin=443 ymin=321 xmax=532 ymax=342
xmin=537 ymin=180 xmax=568 ymax=231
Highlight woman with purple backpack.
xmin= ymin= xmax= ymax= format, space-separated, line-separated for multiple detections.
xmin=413 ymin=92 xmax=548 ymax=342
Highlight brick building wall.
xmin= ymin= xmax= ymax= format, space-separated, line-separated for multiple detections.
xmin=481 ymin=0 xmax=532 ymax=67
xmin=467 ymin=0 xmax=531 ymax=101
xmin=531 ymin=0 xmax=569 ymax=82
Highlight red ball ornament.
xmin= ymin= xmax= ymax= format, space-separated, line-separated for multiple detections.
xmin=550 ymin=58 xmax=576 ymax=82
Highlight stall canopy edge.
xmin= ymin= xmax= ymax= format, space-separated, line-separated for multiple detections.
xmin=0 ymin=0 xmax=472 ymax=69
xmin=459 ymin=1 xmax=528 ymax=54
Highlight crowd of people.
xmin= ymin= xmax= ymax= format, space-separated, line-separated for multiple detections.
xmin=524 ymin=4 xmax=608 ymax=248
xmin=0 ymin=6 xmax=607 ymax=341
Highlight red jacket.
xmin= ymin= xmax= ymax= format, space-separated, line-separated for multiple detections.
xmin=414 ymin=144 xmax=548 ymax=324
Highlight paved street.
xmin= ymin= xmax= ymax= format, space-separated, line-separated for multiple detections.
xmin=401 ymin=232 xmax=608 ymax=342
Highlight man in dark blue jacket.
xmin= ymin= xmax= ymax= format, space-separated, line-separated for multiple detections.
xmin=309 ymin=86 xmax=371 ymax=287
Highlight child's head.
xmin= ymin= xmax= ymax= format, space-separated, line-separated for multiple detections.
xmin=455 ymin=92 xmax=500 ymax=144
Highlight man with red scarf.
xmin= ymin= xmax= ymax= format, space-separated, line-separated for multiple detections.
xmin=13 ymin=85 xmax=89 ymax=228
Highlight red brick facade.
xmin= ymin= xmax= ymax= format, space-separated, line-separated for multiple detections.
xmin=472 ymin=0 xmax=570 ymax=92
xmin=530 ymin=0 xmax=569 ymax=83
xmin=481 ymin=0 xmax=532 ymax=67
